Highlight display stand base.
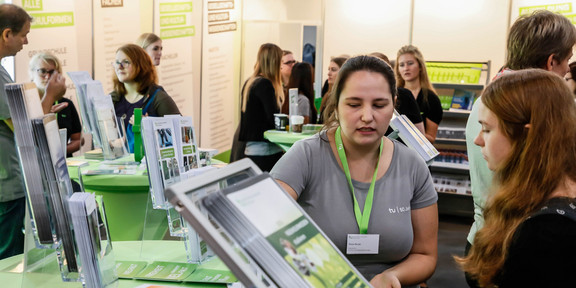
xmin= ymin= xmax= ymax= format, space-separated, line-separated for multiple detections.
xmin=137 ymin=192 xmax=213 ymax=264
xmin=21 ymin=208 xmax=81 ymax=288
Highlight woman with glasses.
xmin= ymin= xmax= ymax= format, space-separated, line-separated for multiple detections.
xmin=110 ymin=43 xmax=180 ymax=152
xmin=29 ymin=52 xmax=83 ymax=157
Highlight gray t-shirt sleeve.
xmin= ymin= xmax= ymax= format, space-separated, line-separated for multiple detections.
xmin=297 ymin=94 xmax=310 ymax=118
xmin=270 ymin=135 xmax=313 ymax=196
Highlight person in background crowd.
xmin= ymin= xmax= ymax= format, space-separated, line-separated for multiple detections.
xmin=463 ymin=10 xmax=576 ymax=288
xmin=282 ymin=62 xmax=317 ymax=124
xmin=271 ymin=55 xmax=438 ymax=288
xmin=238 ymin=43 xmax=285 ymax=171
xmin=29 ymin=52 xmax=83 ymax=157
xmin=281 ymin=50 xmax=296 ymax=88
xmin=457 ymin=69 xmax=576 ymax=287
xmin=318 ymin=56 xmax=348 ymax=123
xmin=565 ymin=61 xmax=576 ymax=95
xmin=395 ymin=45 xmax=443 ymax=143
xmin=370 ymin=52 xmax=425 ymax=135
xmin=136 ymin=33 xmax=163 ymax=66
xmin=110 ymin=44 xmax=179 ymax=152
xmin=0 ymin=3 xmax=66 ymax=260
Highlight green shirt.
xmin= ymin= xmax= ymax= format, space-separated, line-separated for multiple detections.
xmin=465 ymin=98 xmax=493 ymax=244
xmin=0 ymin=65 xmax=25 ymax=202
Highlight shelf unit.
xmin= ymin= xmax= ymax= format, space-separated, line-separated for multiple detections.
xmin=427 ymin=61 xmax=491 ymax=218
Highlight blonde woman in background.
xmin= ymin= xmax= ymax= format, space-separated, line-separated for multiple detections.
xmin=395 ymin=45 xmax=443 ymax=143
xmin=136 ymin=33 xmax=163 ymax=66
xmin=238 ymin=43 xmax=285 ymax=171
xmin=29 ymin=52 xmax=83 ymax=157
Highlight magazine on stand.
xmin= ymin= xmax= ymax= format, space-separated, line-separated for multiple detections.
xmin=31 ymin=114 xmax=78 ymax=272
xmin=4 ymin=83 xmax=52 ymax=244
xmin=141 ymin=117 xmax=181 ymax=208
xmin=67 ymin=71 xmax=101 ymax=148
xmin=389 ymin=110 xmax=439 ymax=165
xmin=89 ymin=81 xmax=127 ymax=159
xmin=67 ymin=72 xmax=127 ymax=159
xmin=69 ymin=193 xmax=118 ymax=288
xmin=165 ymin=160 xmax=370 ymax=287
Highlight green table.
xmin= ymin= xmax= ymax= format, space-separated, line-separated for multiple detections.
xmin=263 ymin=130 xmax=314 ymax=152
xmin=0 ymin=241 xmax=230 ymax=288
xmin=67 ymin=155 xmax=167 ymax=241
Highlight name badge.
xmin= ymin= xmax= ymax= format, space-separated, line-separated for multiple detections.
xmin=346 ymin=234 xmax=379 ymax=254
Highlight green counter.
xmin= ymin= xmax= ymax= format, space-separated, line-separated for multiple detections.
xmin=263 ymin=130 xmax=314 ymax=151
xmin=67 ymin=155 xmax=167 ymax=241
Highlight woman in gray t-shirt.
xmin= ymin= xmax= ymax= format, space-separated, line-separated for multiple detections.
xmin=271 ymin=55 xmax=438 ymax=288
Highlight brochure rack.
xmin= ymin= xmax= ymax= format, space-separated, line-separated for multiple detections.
xmin=165 ymin=159 xmax=371 ymax=287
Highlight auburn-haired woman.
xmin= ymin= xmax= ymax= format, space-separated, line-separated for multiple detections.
xmin=110 ymin=43 xmax=179 ymax=152
xmin=457 ymin=69 xmax=576 ymax=287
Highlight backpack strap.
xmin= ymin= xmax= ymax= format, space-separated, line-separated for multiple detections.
xmin=142 ymin=88 xmax=161 ymax=115
xmin=528 ymin=198 xmax=576 ymax=222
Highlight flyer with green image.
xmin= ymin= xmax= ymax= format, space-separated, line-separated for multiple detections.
xmin=134 ymin=261 xmax=198 ymax=282
xmin=184 ymin=268 xmax=237 ymax=283
xmin=115 ymin=260 xmax=148 ymax=278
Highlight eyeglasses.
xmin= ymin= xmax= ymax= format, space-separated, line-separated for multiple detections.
xmin=283 ymin=60 xmax=296 ymax=66
xmin=36 ymin=68 xmax=55 ymax=77
xmin=112 ymin=60 xmax=132 ymax=69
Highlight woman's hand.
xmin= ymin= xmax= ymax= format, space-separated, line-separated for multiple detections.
xmin=50 ymin=102 xmax=68 ymax=113
xmin=370 ymin=271 xmax=401 ymax=288
xmin=129 ymin=112 xmax=148 ymax=126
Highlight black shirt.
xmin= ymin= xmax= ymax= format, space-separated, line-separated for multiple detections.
xmin=55 ymin=98 xmax=82 ymax=157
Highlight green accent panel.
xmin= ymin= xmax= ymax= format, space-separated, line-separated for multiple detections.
xmin=160 ymin=1 xmax=193 ymax=14
xmin=519 ymin=3 xmax=572 ymax=16
xmin=160 ymin=26 xmax=195 ymax=39
xmin=23 ymin=0 xmax=43 ymax=11
xmin=160 ymin=14 xmax=187 ymax=27
xmin=425 ymin=62 xmax=483 ymax=84
xmin=30 ymin=12 xmax=74 ymax=29
xmin=160 ymin=148 xmax=175 ymax=158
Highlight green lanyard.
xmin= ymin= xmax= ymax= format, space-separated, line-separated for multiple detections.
xmin=335 ymin=127 xmax=383 ymax=234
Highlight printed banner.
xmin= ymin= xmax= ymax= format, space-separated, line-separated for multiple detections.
xmin=93 ymin=0 xmax=141 ymax=95
xmin=153 ymin=0 xmax=196 ymax=116
xmin=199 ymin=0 xmax=241 ymax=151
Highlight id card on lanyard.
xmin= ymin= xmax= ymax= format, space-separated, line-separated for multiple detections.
xmin=335 ymin=127 xmax=381 ymax=255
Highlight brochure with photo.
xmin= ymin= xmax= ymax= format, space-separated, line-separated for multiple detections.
xmin=165 ymin=115 xmax=201 ymax=172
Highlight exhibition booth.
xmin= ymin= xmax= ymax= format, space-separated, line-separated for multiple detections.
xmin=1 ymin=0 xmax=574 ymax=287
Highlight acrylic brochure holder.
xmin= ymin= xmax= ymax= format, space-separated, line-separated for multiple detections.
xmin=139 ymin=115 xmax=213 ymax=264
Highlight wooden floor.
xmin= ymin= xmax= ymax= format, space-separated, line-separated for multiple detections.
xmin=426 ymin=215 xmax=473 ymax=288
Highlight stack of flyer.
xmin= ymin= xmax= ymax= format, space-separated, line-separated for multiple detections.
xmin=69 ymin=193 xmax=118 ymax=288
xmin=165 ymin=159 xmax=371 ymax=287
xmin=389 ymin=110 xmax=439 ymax=165
xmin=5 ymin=83 xmax=79 ymax=276
xmin=67 ymin=71 xmax=127 ymax=160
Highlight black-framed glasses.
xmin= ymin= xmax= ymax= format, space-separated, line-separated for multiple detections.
xmin=36 ymin=68 xmax=55 ymax=77
xmin=112 ymin=60 xmax=132 ymax=69
xmin=283 ymin=60 xmax=296 ymax=66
